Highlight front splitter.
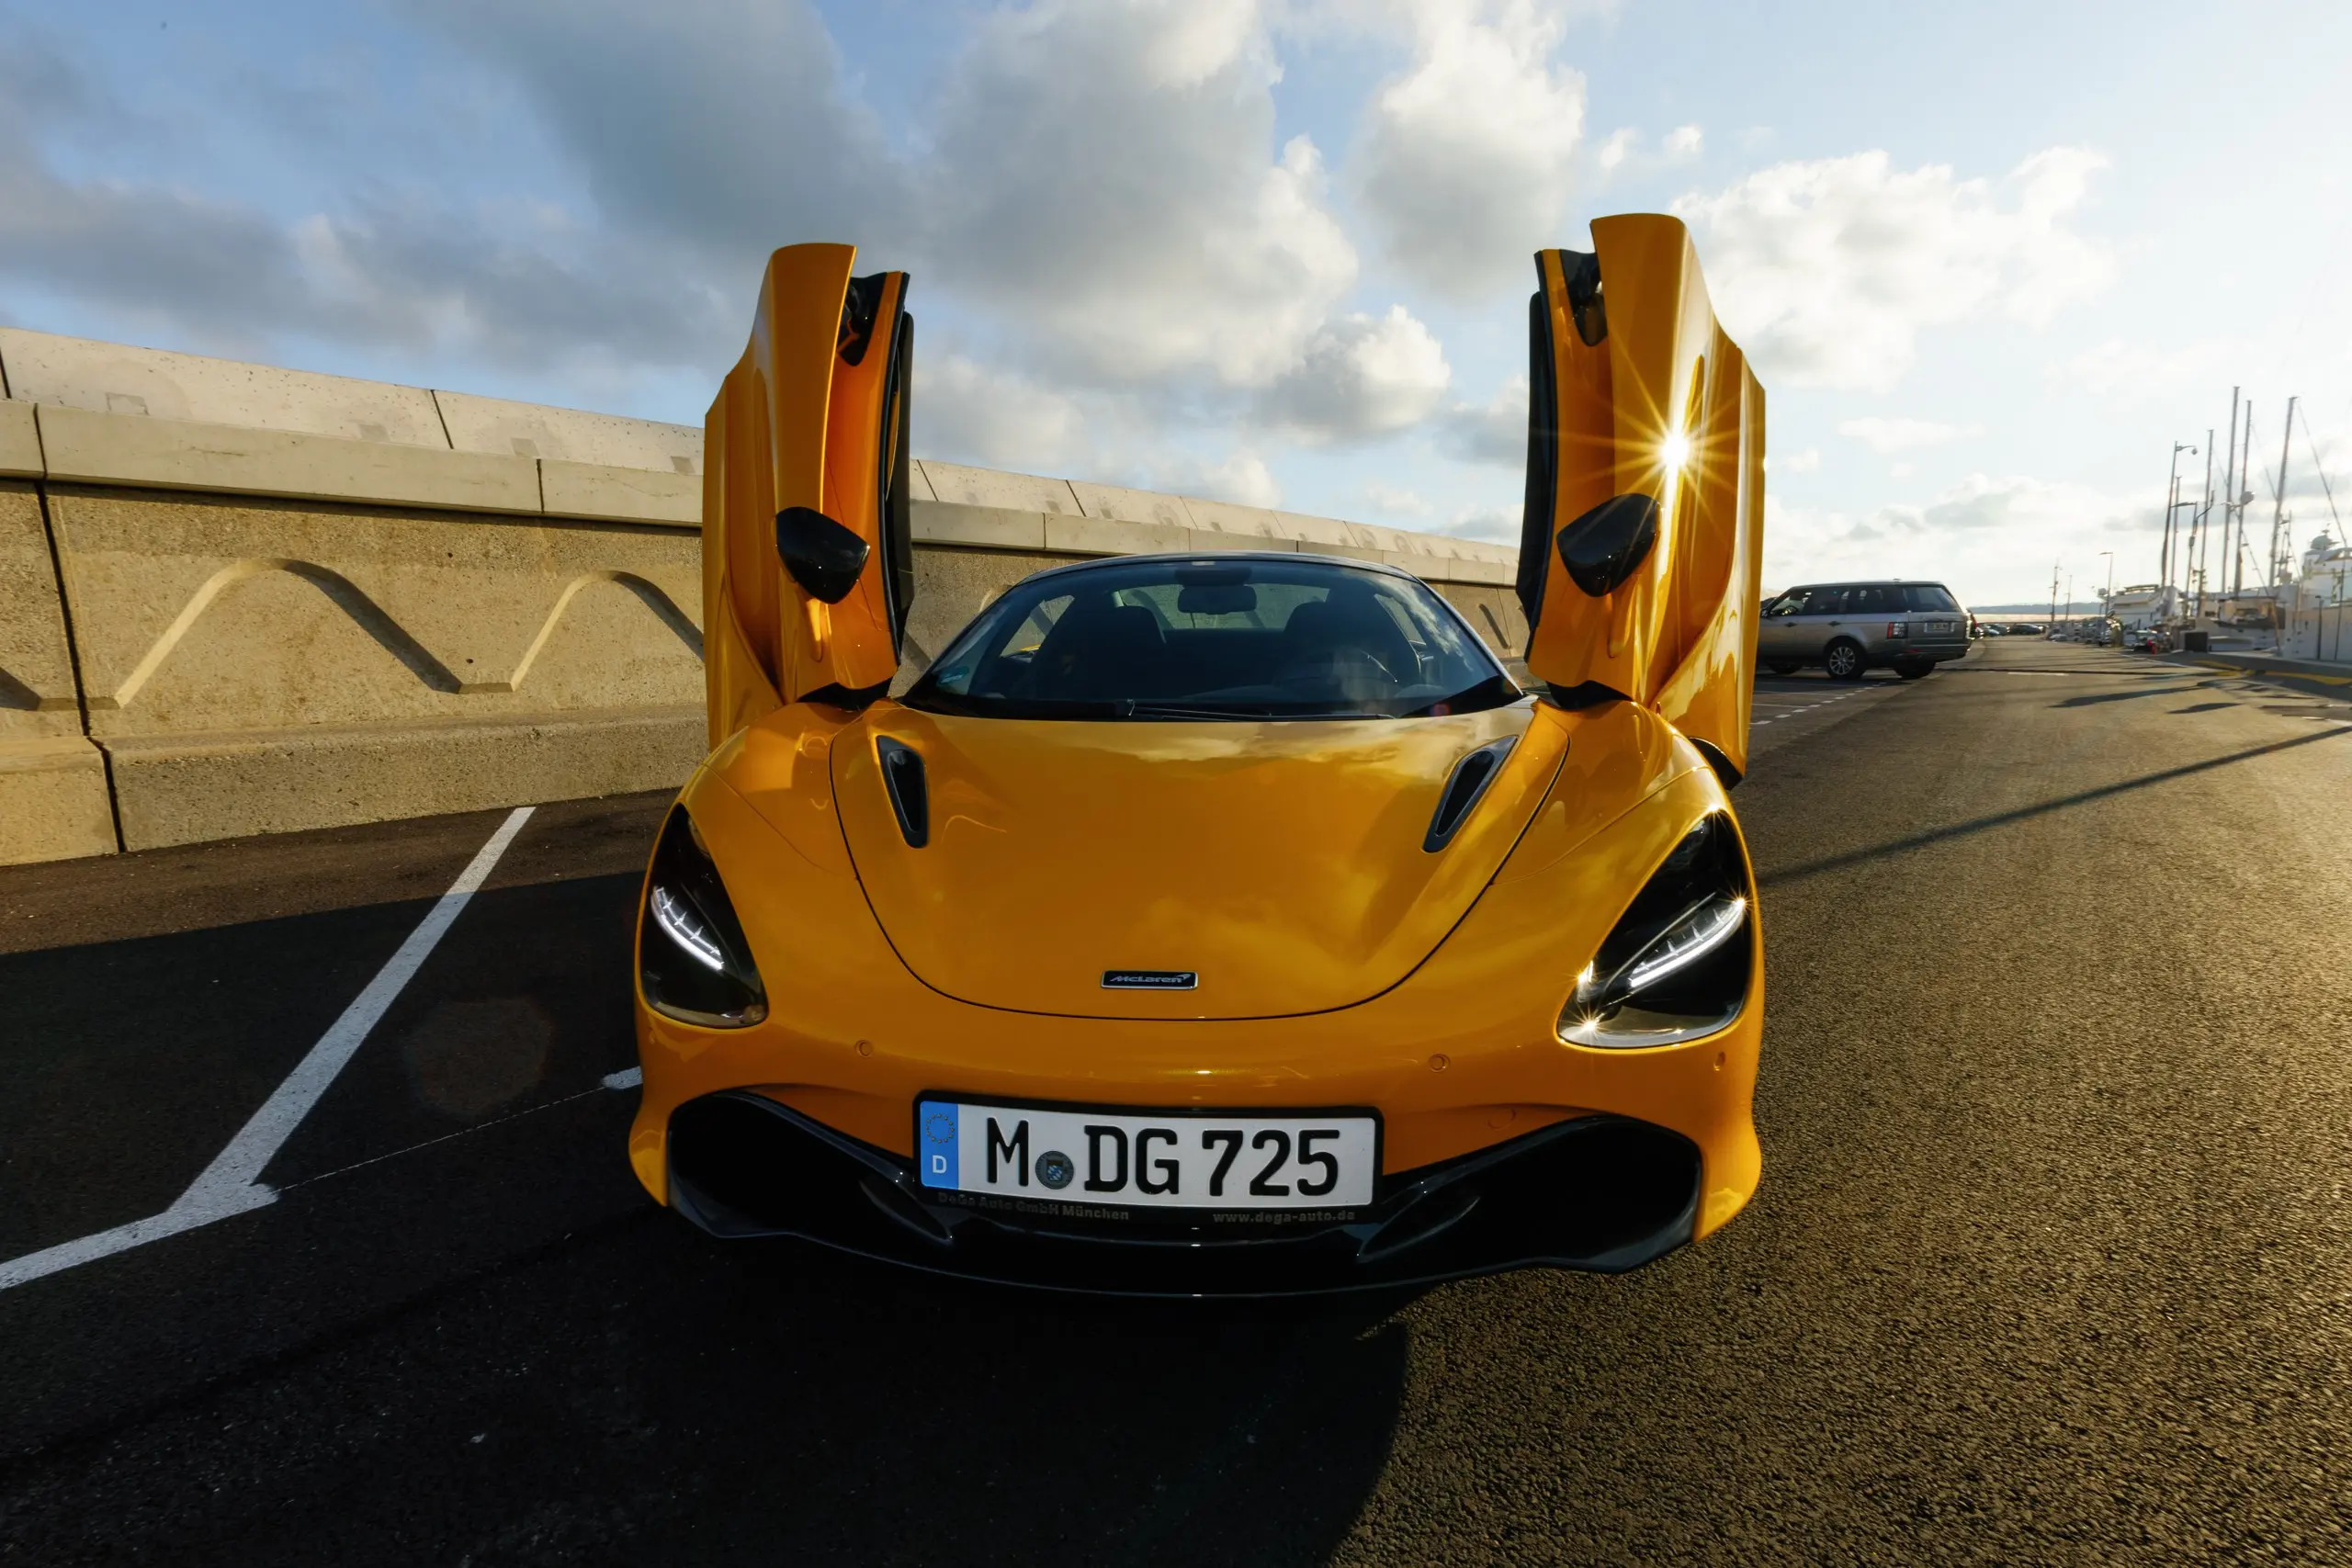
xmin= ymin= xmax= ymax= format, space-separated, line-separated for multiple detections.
xmin=662 ymin=1090 xmax=1702 ymax=1297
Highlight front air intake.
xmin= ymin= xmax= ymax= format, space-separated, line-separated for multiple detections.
xmin=1424 ymin=738 xmax=1517 ymax=852
xmin=876 ymin=737 xmax=929 ymax=847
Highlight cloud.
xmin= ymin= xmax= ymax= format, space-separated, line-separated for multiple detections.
xmin=1438 ymin=371 xmax=1528 ymax=465
xmin=1675 ymin=146 xmax=2113 ymax=391
xmin=2051 ymin=337 xmax=2242 ymax=395
xmin=915 ymin=353 xmax=1091 ymax=471
xmin=1772 ymin=446 xmax=1820 ymax=473
xmin=918 ymin=1 xmax=1360 ymax=390
xmin=401 ymin=0 xmax=909 ymax=267
xmin=1765 ymin=472 xmax=2148 ymax=604
xmin=1260 ymin=304 xmax=1452 ymax=441
xmin=1662 ymin=123 xmax=1702 ymax=160
xmin=0 ymin=38 xmax=311 ymax=352
xmin=1837 ymin=416 xmax=1978 ymax=453
xmin=1362 ymin=479 xmax=1436 ymax=517
xmin=1148 ymin=448 xmax=1283 ymax=508
xmin=1349 ymin=0 xmax=1586 ymax=298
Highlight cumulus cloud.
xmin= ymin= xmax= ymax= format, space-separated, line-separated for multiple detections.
xmin=1837 ymin=416 xmax=1978 ymax=453
xmin=915 ymin=353 xmax=1091 ymax=472
xmin=1438 ymin=372 xmax=1529 ymax=465
xmin=1148 ymin=448 xmax=1283 ymax=508
xmin=1676 ymin=147 xmax=2113 ymax=391
xmin=1349 ymin=0 xmax=1586 ymax=297
xmin=919 ymin=0 xmax=1356 ymax=389
xmin=1260 ymin=304 xmax=1452 ymax=441
xmin=1662 ymin=123 xmax=1702 ymax=160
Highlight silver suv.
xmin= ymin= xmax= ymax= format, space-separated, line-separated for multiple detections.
xmin=1758 ymin=580 xmax=1970 ymax=681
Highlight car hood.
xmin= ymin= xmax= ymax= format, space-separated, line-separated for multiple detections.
xmin=832 ymin=701 xmax=1567 ymax=1020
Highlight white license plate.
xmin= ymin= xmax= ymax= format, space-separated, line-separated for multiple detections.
xmin=915 ymin=1100 xmax=1379 ymax=1211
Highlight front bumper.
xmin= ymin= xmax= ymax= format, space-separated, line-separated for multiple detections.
xmin=666 ymin=1089 xmax=1702 ymax=1296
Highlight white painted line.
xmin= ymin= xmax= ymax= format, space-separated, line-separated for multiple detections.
xmin=601 ymin=1066 xmax=643 ymax=1090
xmin=0 ymin=806 xmax=536 ymax=1293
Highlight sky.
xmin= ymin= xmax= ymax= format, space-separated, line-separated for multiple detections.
xmin=4 ymin=0 xmax=2351 ymax=605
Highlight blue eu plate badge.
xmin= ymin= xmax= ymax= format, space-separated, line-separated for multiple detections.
xmin=917 ymin=1101 xmax=958 ymax=1189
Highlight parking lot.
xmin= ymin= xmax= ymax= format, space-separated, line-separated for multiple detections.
xmin=6 ymin=638 xmax=2351 ymax=1565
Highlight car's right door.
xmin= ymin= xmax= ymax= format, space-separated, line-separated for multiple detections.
xmin=1517 ymin=213 xmax=1767 ymax=781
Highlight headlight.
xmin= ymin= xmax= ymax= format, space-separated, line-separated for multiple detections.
xmin=639 ymin=807 xmax=768 ymax=1028
xmin=1559 ymin=813 xmax=1752 ymax=1048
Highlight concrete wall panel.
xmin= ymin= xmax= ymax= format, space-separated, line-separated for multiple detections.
xmin=106 ymin=706 xmax=704 ymax=852
xmin=917 ymin=460 xmax=1081 ymax=514
xmin=435 ymin=390 xmax=703 ymax=473
xmin=0 ymin=328 xmax=447 ymax=446
xmin=0 ymin=479 xmax=116 ymax=863
xmin=1069 ymin=480 xmax=1190 ymax=529
xmin=38 ymin=408 xmax=544 ymax=515
xmin=538 ymin=459 xmax=700 ymax=525
xmin=45 ymin=488 xmax=703 ymax=744
xmin=0 ymin=400 xmax=40 ymax=478
xmin=0 ymin=738 xmax=116 ymax=863
xmin=1044 ymin=513 xmax=1190 ymax=558
xmin=910 ymin=500 xmax=1047 ymax=552
xmin=0 ymin=481 xmax=81 ymax=737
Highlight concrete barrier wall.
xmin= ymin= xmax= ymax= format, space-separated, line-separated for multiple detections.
xmin=0 ymin=328 xmax=1523 ymax=864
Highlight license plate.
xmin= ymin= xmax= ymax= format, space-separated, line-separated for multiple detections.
xmin=915 ymin=1099 xmax=1378 ymax=1211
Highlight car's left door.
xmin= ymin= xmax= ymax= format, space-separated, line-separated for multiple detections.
xmin=702 ymin=243 xmax=917 ymax=746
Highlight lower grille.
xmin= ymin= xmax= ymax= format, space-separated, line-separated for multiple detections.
xmin=664 ymin=1090 xmax=1702 ymax=1296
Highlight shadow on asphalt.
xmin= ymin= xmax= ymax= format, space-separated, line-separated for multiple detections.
xmin=1756 ymin=722 xmax=2352 ymax=888
xmin=3 ymin=1193 xmax=1419 ymax=1566
xmin=2052 ymin=683 xmax=2205 ymax=706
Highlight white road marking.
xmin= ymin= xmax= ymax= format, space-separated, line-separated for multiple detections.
xmin=602 ymin=1066 xmax=643 ymax=1090
xmin=0 ymin=806 xmax=536 ymax=1293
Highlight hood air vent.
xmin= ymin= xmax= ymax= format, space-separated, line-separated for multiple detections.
xmin=876 ymin=738 xmax=929 ymax=847
xmin=1424 ymin=738 xmax=1517 ymax=852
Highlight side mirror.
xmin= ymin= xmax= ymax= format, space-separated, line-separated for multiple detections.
xmin=1555 ymin=494 xmax=1658 ymax=598
xmin=775 ymin=506 xmax=871 ymax=604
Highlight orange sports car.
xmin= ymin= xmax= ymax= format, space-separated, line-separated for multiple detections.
xmin=628 ymin=216 xmax=1767 ymax=1293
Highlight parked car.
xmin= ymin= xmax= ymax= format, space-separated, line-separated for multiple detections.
xmin=1758 ymin=580 xmax=1971 ymax=680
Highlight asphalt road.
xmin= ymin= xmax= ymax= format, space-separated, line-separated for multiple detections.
xmin=4 ymin=639 xmax=2350 ymax=1565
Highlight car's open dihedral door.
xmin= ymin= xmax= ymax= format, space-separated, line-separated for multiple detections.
xmin=702 ymin=243 xmax=916 ymax=746
xmin=1518 ymin=214 xmax=1766 ymax=781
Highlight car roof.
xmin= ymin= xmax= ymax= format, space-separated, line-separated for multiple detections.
xmin=1014 ymin=549 xmax=1423 ymax=588
xmin=1775 ymin=580 xmax=1956 ymax=594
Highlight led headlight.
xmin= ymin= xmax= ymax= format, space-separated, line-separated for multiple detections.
xmin=639 ymin=807 xmax=768 ymax=1028
xmin=1559 ymin=813 xmax=1753 ymax=1048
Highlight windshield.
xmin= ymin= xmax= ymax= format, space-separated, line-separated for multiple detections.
xmin=904 ymin=556 xmax=1520 ymax=720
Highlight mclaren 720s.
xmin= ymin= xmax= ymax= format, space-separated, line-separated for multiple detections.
xmin=628 ymin=216 xmax=1769 ymax=1295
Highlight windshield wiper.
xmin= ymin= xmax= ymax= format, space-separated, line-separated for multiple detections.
xmin=1114 ymin=702 xmax=1387 ymax=721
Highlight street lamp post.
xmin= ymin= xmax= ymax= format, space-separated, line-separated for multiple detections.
xmin=2099 ymin=550 xmax=2114 ymax=644
xmin=2164 ymin=441 xmax=2196 ymax=626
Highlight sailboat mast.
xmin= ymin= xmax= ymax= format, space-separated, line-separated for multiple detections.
xmin=2273 ymin=395 xmax=2297 ymax=599
xmin=2196 ymin=429 xmax=2214 ymax=618
xmin=2222 ymin=389 xmax=2241 ymax=604
xmin=2234 ymin=398 xmax=2252 ymax=596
